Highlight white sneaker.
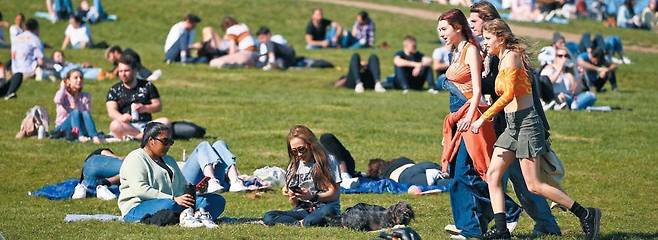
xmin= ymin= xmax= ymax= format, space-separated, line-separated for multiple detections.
xmin=146 ymin=69 xmax=162 ymax=81
xmin=428 ymin=89 xmax=439 ymax=94
xmin=402 ymin=89 xmax=409 ymax=95
xmin=96 ymin=185 xmax=117 ymax=200
xmin=228 ymin=179 xmax=247 ymax=192
xmin=553 ymin=102 xmax=567 ymax=111
xmin=542 ymin=100 xmax=556 ymax=111
xmin=35 ymin=67 xmax=43 ymax=81
xmin=72 ymin=183 xmax=87 ymax=199
xmin=206 ymin=178 xmax=224 ymax=194
xmin=374 ymin=82 xmax=386 ymax=93
xmin=179 ymin=208 xmax=204 ymax=228
xmin=354 ymin=82 xmax=365 ymax=93
xmin=444 ymin=224 xmax=462 ymax=235
xmin=195 ymin=209 xmax=218 ymax=228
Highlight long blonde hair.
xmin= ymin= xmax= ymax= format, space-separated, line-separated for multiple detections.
xmin=482 ymin=19 xmax=532 ymax=69
xmin=285 ymin=125 xmax=333 ymax=190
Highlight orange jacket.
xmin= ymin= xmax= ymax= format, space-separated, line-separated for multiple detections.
xmin=441 ymin=102 xmax=497 ymax=179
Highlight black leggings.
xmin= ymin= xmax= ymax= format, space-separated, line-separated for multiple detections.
xmin=0 ymin=73 xmax=23 ymax=97
xmin=319 ymin=133 xmax=357 ymax=177
xmin=346 ymin=53 xmax=380 ymax=89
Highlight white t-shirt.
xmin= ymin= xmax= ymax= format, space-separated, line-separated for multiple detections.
xmin=9 ymin=25 xmax=24 ymax=43
xmin=11 ymin=31 xmax=44 ymax=74
xmin=288 ymin=154 xmax=342 ymax=194
xmin=432 ymin=47 xmax=451 ymax=64
xmin=225 ymin=23 xmax=255 ymax=51
xmin=164 ymin=22 xmax=194 ymax=52
xmin=65 ymin=24 xmax=91 ymax=46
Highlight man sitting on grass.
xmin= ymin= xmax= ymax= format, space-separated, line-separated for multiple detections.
xmin=106 ymin=56 xmax=170 ymax=140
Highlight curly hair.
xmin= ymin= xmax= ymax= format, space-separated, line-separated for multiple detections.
xmin=482 ymin=19 xmax=532 ymax=69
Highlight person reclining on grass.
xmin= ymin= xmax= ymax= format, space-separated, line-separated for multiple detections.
xmin=105 ymin=56 xmax=170 ymax=140
xmin=334 ymin=53 xmax=386 ymax=93
xmin=72 ymin=148 xmax=123 ymax=200
xmin=105 ymin=45 xmax=160 ymax=81
xmin=53 ymin=69 xmax=104 ymax=144
xmin=263 ymin=125 xmax=341 ymax=227
xmin=208 ymin=16 xmax=257 ymax=68
xmin=366 ymin=157 xmax=451 ymax=188
xmin=255 ymin=26 xmax=295 ymax=70
xmin=118 ymin=123 xmax=225 ymax=228
xmin=40 ymin=50 xmax=112 ymax=81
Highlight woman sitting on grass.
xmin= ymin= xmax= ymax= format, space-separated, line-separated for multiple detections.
xmin=118 ymin=123 xmax=225 ymax=228
xmin=263 ymin=125 xmax=341 ymax=227
xmin=53 ymin=69 xmax=103 ymax=144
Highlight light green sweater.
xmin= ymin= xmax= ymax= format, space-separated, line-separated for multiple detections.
xmin=117 ymin=148 xmax=187 ymax=217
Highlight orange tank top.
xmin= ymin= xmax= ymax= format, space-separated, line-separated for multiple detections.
xmin=446 ymin=42 xmax=473 ymax=99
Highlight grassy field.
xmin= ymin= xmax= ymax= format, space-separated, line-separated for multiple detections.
xmin=1 ymin=0 xmax=657 ymax=239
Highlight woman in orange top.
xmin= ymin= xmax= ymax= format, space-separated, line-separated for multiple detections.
xmin=470 ymin=19 xmax=601 ymax=240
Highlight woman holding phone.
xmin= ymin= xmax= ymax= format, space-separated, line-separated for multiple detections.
xmin=118 ymin=122 xmax=225 ymax=228
xmin=262 ymin=125 xmax=342 ymax=227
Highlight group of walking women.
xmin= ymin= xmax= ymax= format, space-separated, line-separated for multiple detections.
xmin=110 ymin=2 xmax=602 ymax=239
xmin=437 ymin=2 xmax=601 ymax=239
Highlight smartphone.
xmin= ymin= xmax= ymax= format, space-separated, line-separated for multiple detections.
xmin=196 ymin=176 xmax=211 ymax=191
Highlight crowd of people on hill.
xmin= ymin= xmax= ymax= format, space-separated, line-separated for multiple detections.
xmin=420 ymin=0 xmax=658 ymax=31
xmin=1 ymin=1 xmax=616 ymax=239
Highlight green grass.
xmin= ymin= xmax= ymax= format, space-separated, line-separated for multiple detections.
xmin=1 ymin=0 xmax=658 ymax=239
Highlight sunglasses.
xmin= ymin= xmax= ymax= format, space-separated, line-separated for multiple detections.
xmin=291 ymin=146 xmax=308 ymax=156
xmin=556 ymin=54 xmax=569 ymax=58
xmin=154 ymin=137 xmax=175 ymax=146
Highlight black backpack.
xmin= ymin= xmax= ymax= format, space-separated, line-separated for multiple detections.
xmin=171 ymin=121 xmax=206 ymax=140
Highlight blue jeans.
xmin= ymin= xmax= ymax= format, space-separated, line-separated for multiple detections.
xmin=165 ymin=30 xmax=191 ymax=62
xmin=567 ymin=91 xmax=597 ymax=110
xmin=263 ymin=201 xmax=340 ymax=227
xmin=53 ymin=0 xmax=74 ymax=18
xmin=81 ymin=155 xmax=122 ymax=189
xmin=394 ymin=66 xmax=434 ymax=90
xmin=340 ymin=32 xmax=366 ymax=49
xmin=55 ymin=110 xmax=99 ymax=138
xmin=444 ymin=78 xmax=468 ymax=113
xmin=123 ymin=194 xmax=225 ymax=223
xmin=182 ymin=141 xmax=237 ymax=189
xmin=448 ymin=140 xmax=523 ymax=238
xmin=503 ymin=160 xmax=561 ymax=235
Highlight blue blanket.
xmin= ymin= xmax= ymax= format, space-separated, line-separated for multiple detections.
xmin=340 ymin=178 xmax=451 ymax=194
xmin=31 ymin=179 xmax=120 ymax=200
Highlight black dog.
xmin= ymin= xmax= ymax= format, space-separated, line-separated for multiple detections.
xmin=340 ymin=201 xmax=415 ymax=231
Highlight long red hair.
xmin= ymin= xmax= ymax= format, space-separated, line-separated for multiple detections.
xmin=438 ymin=9 xmax=480 ymax=51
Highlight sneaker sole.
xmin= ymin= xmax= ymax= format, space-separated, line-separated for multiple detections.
xmin=444 ymin=226 xmax=461 ymax=235
xmin=591 ymin=208 xmax=602 ymax=240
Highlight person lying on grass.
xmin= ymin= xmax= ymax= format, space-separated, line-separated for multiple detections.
xmin=263 ymin=125 xmax=341 ymax=227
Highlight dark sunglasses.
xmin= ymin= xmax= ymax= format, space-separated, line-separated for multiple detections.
xmin=291 ymin=146 xmax=308 ymax=156
xmin=556 ymin=54 xmax=569 ymax=58
xmin=154 ymin=137 xmax=175 ymax=146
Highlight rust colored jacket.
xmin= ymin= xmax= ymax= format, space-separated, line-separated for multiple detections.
xmin=441 ymin=102 xmax=497 ymax=179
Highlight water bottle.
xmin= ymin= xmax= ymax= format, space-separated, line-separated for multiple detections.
xmin=130 ymin=103 xmax=139 ymax=121
xmin=37 ymin=125 xmax=46 ymax=139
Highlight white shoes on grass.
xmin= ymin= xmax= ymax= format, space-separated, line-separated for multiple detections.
xmin=72 ymin=183 xmax=87 ymax=199
xmin=71 ymin=184 xmax=116 ymax=200
xmin=355 ymin=82 xmax=387 ymax=93
xmin=180 ymin=208 xmax=218 ymax=228
xmin=206 ymin=178 xmax=224 ymax=194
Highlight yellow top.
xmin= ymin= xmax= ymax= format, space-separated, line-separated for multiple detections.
xmin=480 ymin=68 xmax=533 ymax=120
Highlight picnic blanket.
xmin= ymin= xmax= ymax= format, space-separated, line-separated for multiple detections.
xmin=30 ymin=179 xmax=120 ymax=200
xmin=339 ymin=177 xmax=451 ymax=194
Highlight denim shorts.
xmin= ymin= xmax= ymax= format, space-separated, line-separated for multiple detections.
xmin=495 ymin=106 xmax=548 ymax=159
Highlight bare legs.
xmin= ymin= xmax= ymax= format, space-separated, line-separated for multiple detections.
xmin=109 ymin=117 xmax=170 ymax=140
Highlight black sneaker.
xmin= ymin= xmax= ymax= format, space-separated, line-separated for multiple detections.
xmin=482 ymin=228 xmax=511 ymax=240
xmin=579 ymin=207 xmax=602 ymax=240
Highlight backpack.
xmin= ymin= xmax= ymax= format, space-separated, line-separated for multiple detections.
xmin=16 ymin=105 xmax=50 ymax=139
xmin=171 ymin=121 xmax=206 ymax=140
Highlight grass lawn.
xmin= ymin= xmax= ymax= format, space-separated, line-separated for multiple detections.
xmin=1 ymin=0 xmax=657 ymax=239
